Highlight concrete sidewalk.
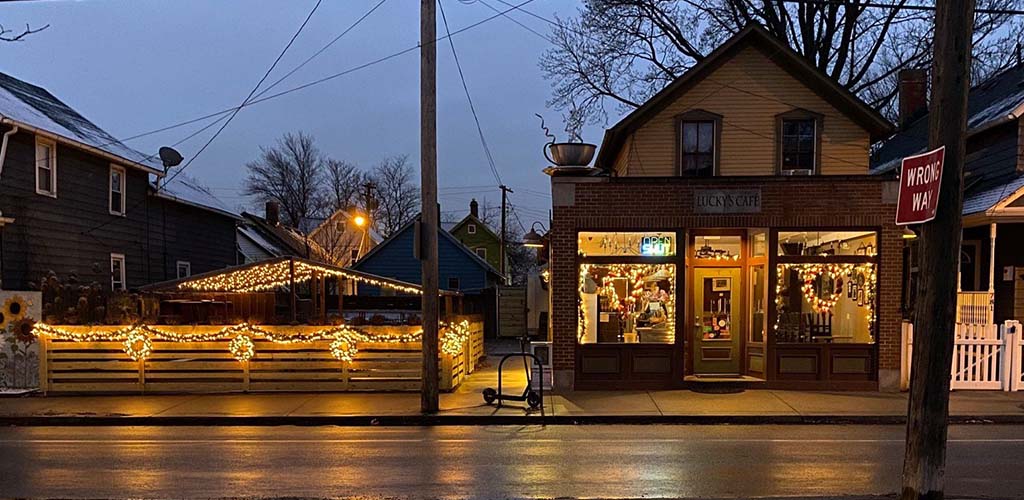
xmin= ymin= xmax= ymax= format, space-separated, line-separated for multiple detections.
xmin=3 ymin=356 xmax=1024 ymax=425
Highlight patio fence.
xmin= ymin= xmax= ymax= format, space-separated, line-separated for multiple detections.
xmin=38 ymin=318 xmax=484 ymax=394
xmin=901 ymin=320 xmax=1024 ymax=391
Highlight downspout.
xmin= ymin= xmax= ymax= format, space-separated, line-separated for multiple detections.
xmin=0 ymin=121 xmax=19 ymax=291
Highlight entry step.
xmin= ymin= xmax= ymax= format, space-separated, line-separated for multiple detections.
xmin=685 ymin=375 xmax=766 ymax=383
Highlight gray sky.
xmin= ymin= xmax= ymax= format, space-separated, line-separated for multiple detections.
xmin=3 ymin=0 xmax=610 ymax=231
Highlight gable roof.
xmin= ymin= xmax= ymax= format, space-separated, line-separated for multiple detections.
xmin=449 ymin=213 xmax=500 ymax=242
xmin=594 ymin=24 xmax=893 ymax=171
xmin=873 ymin=62 xmax=1024 ymax=216
xmin=308 ymin=208 xmax=383 ymax=244
xmin=0 ymin=71 xmax=162 ymax=174
xmin=239 ymin=212 xmax=332 ymax=263
xmin=353 ymin=214 xmax=503 ymax=279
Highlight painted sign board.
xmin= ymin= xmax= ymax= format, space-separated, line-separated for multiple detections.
xmin=693 ymin=189 xmax=761 ymax=214
xmin=896 ymin=146 xmax=945 ymax=225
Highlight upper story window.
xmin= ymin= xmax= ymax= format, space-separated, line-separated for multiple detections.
xmin=475 ymin=247 xmax=487 ymax=259
xmin=676 ymin=110 xmax=720 ymax=177
xmin=109 ymin=165 xmax=126 ymax=216
xmin=110 ymin=253 xmax=126 ymax=291
xmin=777 ymin=110 xmax=822 ymax=175
xmin=448 ymin=277 xmax=460 ymax=290
xmin=35 ymin=137 xmax=57 ymax=197
xmin=176 ymin=261 xmax=191 ymax=279
xmin=467 ymin=223 xmax=477 ymax=235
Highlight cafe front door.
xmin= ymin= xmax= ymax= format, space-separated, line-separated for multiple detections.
xmin=692 ymin=267 xmax=743 ymax=375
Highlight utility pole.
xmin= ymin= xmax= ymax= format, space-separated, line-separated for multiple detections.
xmin=419 ymin=0 xmax=439 ymax=414
xmin=499 ymin=184 xmax=513 ymax=283
xmin=902 ymin=1 xmax=974 ymax=499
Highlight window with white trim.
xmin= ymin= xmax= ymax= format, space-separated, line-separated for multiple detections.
xmin=35 ymin=137 xmax=56 ymax=197
xmin=110 ymin=253 xmax=126 ymax=291
xmin=109 ymin=165 xmax=126 ymax=215
xmin=467 ymin=224 xmax=476 ymax=235
xmin=176 ymin=261 xmax=191 ymax=279
xmin=475 ymin=247 xmax=487 ymax=259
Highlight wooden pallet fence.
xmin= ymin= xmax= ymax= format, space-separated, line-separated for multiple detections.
xmin=39 ymin=321 xmax=484 ymax=394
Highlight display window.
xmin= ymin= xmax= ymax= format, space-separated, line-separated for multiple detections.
xmin=579 ymin=231 xmax=676 ymax=257
xmin=775 ymin=230 xmax=878 ymax=344
xmin=578 ymin=263 xmax=676 ymax=344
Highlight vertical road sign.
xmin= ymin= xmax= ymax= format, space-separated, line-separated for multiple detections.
xmin=896 ymin=146 xmax=946 ymax=226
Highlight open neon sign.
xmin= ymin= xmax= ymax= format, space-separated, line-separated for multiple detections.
xmin=640 ymin=235 xmax=673 ymax=256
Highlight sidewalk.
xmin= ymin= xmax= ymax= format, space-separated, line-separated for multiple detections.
xmin=3 ymin=356 xmax=1024 ymax=425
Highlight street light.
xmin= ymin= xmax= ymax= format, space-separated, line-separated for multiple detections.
xmin=353 ymin=215 xmax=367 ymax=228
xmin=523 ymin=222 xmax=548 ymax=248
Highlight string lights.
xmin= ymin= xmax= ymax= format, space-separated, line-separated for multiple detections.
xmin=577 ymin=263 xmax=676 ymax=343
xmin=34 ymin=320 xmax=473 ymax=363
xmin=174 ymin=259 xmax=426 ymax=295
xmin=774 ymin=263 xmax=877 ymax=333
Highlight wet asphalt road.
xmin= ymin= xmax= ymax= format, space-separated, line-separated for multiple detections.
xmin=0 ymin=425 xmax=1022 ymax=499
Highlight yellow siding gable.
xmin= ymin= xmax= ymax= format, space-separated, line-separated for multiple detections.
xmin=611 ymin=45 xmax=871 ymax=177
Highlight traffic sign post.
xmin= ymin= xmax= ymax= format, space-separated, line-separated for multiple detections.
xmin=896 ymin=146 xmax=945 ymax=226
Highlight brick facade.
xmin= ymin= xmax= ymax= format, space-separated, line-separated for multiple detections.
xmin=549 ymin=175 xmax=903 ymax=391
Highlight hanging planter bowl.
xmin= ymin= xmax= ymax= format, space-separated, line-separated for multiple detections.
xmin=545 ymin=142 xmax=597 ymax=166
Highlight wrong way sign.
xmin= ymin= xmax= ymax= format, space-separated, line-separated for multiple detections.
xmin=896 ymin=146 xmax=945 ymax=226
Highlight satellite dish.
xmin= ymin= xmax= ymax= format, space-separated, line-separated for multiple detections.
xmin=159 ymin=146 xmax=184 ymax=169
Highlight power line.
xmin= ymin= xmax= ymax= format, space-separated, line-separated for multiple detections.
xmin=438 ymin=0 xmax=504 ymax=187
xmin=781 ymin=0 xmax=1024 ymax=15
xmin=86 ymin=0 xmax=542 ymax=154
xmin=474 ymin=0 xmax=552 ymax=42
xmin=81 ymin=0 xmax=324 ymax=236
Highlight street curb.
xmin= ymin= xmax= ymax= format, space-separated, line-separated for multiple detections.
xmin=2 ymin=414 xmax=1023 ymax=426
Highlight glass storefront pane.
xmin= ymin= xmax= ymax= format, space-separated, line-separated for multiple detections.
xmin=750 ymin=265 xmax=766 ymax=343
xmin=578 ymin=263 xmax=676 ymax=344
xmin=579 ymin=231 xmax=676 ymax=257
xmin=774 ymin=263 xmax=876 ymax=343
xmin=693 ymin=235 xmax=741 ymax=261
xmin=777 ymin=231 xmax=877 ymax=257
xmin=750 ymin=229 xmax=767 ymax=257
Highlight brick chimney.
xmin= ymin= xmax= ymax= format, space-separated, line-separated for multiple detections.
xmin=470 ymin=198 xmax=479 ymax=218
xmin=265 ymin=201 xmax=280 ymax=226
xmin=898 ymin=69 xmax=928 ymax=129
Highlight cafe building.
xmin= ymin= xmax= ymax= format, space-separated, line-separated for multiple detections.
xmin=546 ymin=25 xmax=903 ymax=391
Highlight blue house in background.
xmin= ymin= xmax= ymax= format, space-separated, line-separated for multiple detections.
xmin=351 ymin=216 xmax=504 ymax=296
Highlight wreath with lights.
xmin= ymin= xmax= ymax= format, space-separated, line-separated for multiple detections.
xmin=330 ymin=336 xmax=358 ymax=362
xmin=229 ymin=334 xmax=255 ymax=362
xmin=122 ymin=331 xmax=153 ymax=361
xmin=798 ymin=265 xmax=843 ymax=313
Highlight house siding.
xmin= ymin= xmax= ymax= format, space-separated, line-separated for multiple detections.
xmin=450 ymin=222 xmax=501 ymax=271
xmin=611 ymin=45 xmax=870 ymax=177
xmin=0 ymin=126 xmax=236 ymax=290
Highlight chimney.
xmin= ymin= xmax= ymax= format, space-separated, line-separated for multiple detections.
xmin=265 ymin=201 xmax=280 ymax=226
xmin=470 ymin=198 xmax=479 ymax=218
xmin=898 ymin=69 xmax=928 ymax=129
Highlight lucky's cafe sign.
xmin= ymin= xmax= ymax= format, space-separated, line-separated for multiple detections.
xmin=896 ymin=146 xmax=945 ymax=225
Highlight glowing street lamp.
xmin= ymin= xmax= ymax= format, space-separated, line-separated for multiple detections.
xmin=522 ymin=222 xmax=547 ymax=248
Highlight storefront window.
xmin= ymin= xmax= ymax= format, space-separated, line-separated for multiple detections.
xmin=578 ymin=263 xmax=676 ymax=344
xmin=778 ymin=231 xmax=877 ymax=257
xmin=750 ymin=230 xmax=768 ymax=257
xmin=775 ymin=262 xmax=877 ymax=344
xmin=750 ymin=265 xmax=766 ymax=343
xmin=579 ymin=231 xmax=676 ymax=257
xmin=693 ymin=235 xmax=741 ymax=261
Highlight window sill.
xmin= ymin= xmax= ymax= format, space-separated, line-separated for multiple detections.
xmin=35 ymin=190 xmax=57 ymax=198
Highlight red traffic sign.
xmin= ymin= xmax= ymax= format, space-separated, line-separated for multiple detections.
xmin=896 ymin=146 xmax=945 ymax=226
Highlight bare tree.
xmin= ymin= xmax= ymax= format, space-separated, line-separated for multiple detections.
xmin=0 ymin=23 xmax=48 ymax=42
xmin=244 ymin=132 xmax=326 ymax=230
xmin=541 ymin=0 xmax=1024 ymax=123
xmin=325 ymin=158 xmax=366 ymax=211
xmin=370 ymin=155 xmax=419 ymax=238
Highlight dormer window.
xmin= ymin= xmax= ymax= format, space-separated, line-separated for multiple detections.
xmin=675 ymin=110 xmax=720 ymax=177
xmin=777 ymin=110 xmax=822 ymax=175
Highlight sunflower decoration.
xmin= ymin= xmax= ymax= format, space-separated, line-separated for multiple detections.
xmin=122 ymin=330 xmax=152 ymax=361
xmin=1 ymin=295 xmax=29 ymax=330
xmin=229 ymin=334 xmax=255 ymax=362
xmin=11 ymin=317 xmax=37 ymax=345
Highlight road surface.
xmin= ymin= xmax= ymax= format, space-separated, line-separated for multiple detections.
xmin=0 ymin=425 xmax=1022 ymax=498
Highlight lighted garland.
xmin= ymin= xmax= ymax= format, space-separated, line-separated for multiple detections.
xmin=175 ymin=259 xmax=425 ymax=295
xmin=229 ymin=334 xmax=255 ymax=362
xmin=577 ymin=263 xmax=676 ymax=342
xmin=774 ymin=263 xmax=877 ymax=332
xmin=34 ymin=320 xmax=473 ymax=362
xmin=122 ymin=331 xmax=152 ymax=361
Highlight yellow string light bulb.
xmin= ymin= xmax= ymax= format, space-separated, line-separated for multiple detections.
xmin=229 ymin=334 xmax=255 ymax=362
xmin=122 ymin=331 xmax=152 ymax=361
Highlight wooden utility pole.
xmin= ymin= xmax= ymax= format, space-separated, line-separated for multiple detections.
xmin=419 ymin=0 xmax=439 ymax=414
xmin=499 ymin=184 xmax=513 ymax=282
xmin=902 ymin=1 xmax=975 ymax=499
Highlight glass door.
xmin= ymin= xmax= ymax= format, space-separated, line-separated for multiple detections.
xmin=692 ymin=267 xmax=742 ymax=375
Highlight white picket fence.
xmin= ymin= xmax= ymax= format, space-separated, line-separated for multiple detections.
xmin=901 ymin=320 xmax=1024 ymax=391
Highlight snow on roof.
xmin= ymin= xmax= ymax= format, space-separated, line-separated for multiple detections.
xmin=238 ymin=225 xmax=284 ymax=256
xmin=966 ymin=91 xmax=1024 ymax=130
xmin=0 ymin=72 xmax=161 ymax=172
xmin=153 ymin=174 xmax=239 ymax=219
